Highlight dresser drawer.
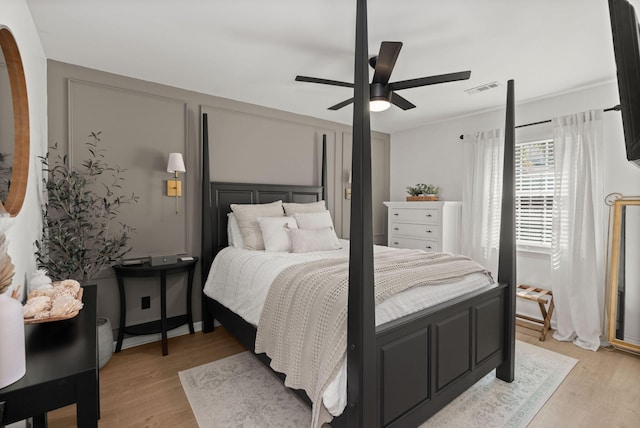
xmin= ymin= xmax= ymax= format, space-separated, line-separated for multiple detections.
xmin=390 ymin=222 xmax=438 ymax=239
xmin=389 ymin=208 xmax=438 ymax=224
xmin=388 ymin=236 xmax=438 ymax=252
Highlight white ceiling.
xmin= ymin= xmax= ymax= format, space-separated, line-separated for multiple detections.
xmin=26 ymin=0 xmax=623 ymax=134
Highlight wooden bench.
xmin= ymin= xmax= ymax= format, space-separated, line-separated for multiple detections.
xmin=516 ymin=285 xmax=554 ymax=341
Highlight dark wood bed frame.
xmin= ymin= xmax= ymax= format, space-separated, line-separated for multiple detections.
xmin=200 ymin=2 xmax=516 ymax=427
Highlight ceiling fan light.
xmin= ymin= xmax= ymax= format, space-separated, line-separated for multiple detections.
xmin=370 ymin=99 xmax=391 ymax=112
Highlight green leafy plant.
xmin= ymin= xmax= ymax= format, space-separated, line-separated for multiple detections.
xmin=406 ymin=183 xmax=439 ymax=196
xmin=35 ymin=132 xmax=139 ymax=283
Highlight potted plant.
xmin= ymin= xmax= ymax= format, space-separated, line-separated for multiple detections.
xmin=35 ymin=131 xmax=138 ymax=283
xmin=34 ymin=131 xmax=138 ymax=369
xmin=406 ymin=183 xmax=439 ymax=201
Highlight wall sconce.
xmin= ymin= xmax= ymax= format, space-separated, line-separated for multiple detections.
xmin=345 ymin=169 xmax=352 ymax=200
xmin=167 ymin=153 xmax=186 ymax=213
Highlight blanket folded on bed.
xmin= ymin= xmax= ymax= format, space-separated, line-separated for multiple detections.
xmin=254 ymin=249 xmax=490 ymax=427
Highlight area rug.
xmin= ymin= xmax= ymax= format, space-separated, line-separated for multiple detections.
xmin=179 ymin=341 xmax=577 ymax=428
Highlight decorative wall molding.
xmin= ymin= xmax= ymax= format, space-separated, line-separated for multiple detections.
xmin=67 ymin=78 xmax=189 ymax=258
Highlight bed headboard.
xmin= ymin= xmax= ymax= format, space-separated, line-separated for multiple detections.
xmin=208 ymin=181 xmax=324 ymax=255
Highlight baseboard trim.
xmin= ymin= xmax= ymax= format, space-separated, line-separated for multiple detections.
xmin=116 ymin=320 xmax=221 ymax=351
xmin=118 ymin=321 xmax=203 ymax=351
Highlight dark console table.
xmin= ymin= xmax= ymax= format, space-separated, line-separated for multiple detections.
xmin=112 ymin=258 xmax=197 ymax=356
xmin=0 ymin=284 xmax=98 ymax=428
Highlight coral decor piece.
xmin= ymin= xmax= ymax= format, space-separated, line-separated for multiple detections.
xmin=28 ymin=268 xmax=52 ymax=293
xmin=23 ymin=279 xmax=84 ymax=323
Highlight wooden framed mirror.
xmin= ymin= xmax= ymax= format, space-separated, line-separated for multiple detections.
xmin=607 ymin=195 xmax=640 ymax=354
xmin=0 ymin=26 xmax=29 ymax=217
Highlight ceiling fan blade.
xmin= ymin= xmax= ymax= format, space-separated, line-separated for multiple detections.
xmin=390 ymin=70 xmax=471 ymax=91
xmin=295 ymin=75 xmax=354 ymax=88
xmin=372 ymin=41 xmax=403 ymax=84
xmin=328 ymin=98 xmax=354 ymax=110
xmin=389 ymin=92 xmax=416 ymax=110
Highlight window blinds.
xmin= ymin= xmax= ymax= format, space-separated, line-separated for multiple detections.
xmin=515 ymin=139 xmax=554 ymax=247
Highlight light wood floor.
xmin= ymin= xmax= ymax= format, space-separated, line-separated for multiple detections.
xmin=47 ymin=327 xmax=639 ymax=428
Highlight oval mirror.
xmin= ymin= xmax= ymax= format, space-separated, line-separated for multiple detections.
xmin=0 ymin=27 xmax=29 ymax=217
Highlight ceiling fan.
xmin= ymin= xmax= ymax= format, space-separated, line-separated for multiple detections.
xmin=295 ymin=41 xmax=471 ymax=112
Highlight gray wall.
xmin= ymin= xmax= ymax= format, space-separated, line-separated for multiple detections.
xmin=47 ymin=60 xmax=390 ymax=332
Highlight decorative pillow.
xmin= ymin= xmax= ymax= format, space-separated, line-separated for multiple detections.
xmin=257 ymin=216 xmax=298 ymax=252
xmin=289 ymin=227 xmax=342 ymax=253
xmin=230 ymin=201 xmax=284 ymax=250
xmin=226 ymin=213 xmax=245 ymax=248
xmin=283 ymin=200 xmax=326 ymax=216
xmin=294 ymin=210 xmax=335 ymax=230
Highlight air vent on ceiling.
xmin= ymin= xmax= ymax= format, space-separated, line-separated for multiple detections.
xmin=465 ymin=81 xmax=500 ymax=95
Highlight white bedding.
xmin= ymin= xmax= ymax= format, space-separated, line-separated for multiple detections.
xmin=203 ymin=239 xmax=493 ymax=416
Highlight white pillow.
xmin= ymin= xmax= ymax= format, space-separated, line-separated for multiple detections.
xmin=257 ymin=216 xmax=298 ymax=252
xmin=283 ymin=200 xmax=326 ymax=216
xmin=230 ymin=201 xmax=284 ymax=250
xmin=294 ymin=210 xmax=335 ymax=230
xmin=289 ymin=227 xmax=342 ymax=253
xmin=226 ymin=213 xmax=245 ymax=248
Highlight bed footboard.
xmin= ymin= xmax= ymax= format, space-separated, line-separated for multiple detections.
xmin=372 ymin=282 xmax=506 ymax=427
xmin=204 ymin=281 xmax=507 ymax=428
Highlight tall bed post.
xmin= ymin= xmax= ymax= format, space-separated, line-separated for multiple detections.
xmin=201 ymin=112 xmax=214 ymax=333
xmin=198 ymin=11 xmax=516 ymax=425
xmin=496 ymin=79 xmax=517 ymax=381
xmin=346 ymin=0 xmax=376 ymax=426
xmin=321 ymin=134 xmax=327 ymax=200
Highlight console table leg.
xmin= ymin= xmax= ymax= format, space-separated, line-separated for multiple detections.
xmin=187 ymin=266 xmax=195 ymax=334
xmin=115 ymin=276 xmax=127 ymax=353
xmin=160 ymin=272 xmax=168 ymax=356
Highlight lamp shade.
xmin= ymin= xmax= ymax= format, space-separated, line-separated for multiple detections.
xmin=167 ymin=153 xmax=186 ymax=173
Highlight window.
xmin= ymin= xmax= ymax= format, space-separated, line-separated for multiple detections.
xmin=514 ymin=139 xmax=554 ymax=248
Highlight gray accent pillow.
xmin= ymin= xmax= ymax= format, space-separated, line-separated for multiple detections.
xmin=230 ymin=200 xmax=284 ymax=250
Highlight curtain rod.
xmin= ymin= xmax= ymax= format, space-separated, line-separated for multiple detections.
xmin=458 ymin=104 xmax=621 ymax=140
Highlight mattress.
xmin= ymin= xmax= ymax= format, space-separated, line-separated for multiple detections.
xmin=203 ymin=240 xmax=493 ymax=416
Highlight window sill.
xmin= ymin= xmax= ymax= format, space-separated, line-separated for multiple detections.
xmin=516 ymin=244 xmax=551 ymax=256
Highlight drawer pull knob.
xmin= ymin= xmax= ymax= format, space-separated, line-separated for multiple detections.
xmin=426 ymin=246 xmax=432 ymax=249
xmin=393 ymin=242 xmax=399 ymax=245
xmin=427 ymin=230 xmax=432 ymax=233
xmin=426 ymin=214 xmax=432 ymax=217
xmin=393 ymin=213 xmax=399 ymax=216
xmin=393 ymin=227 xmax=399 ymax=231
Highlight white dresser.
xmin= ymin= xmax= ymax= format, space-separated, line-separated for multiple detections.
xmin=383 ymin=201 xmax=462 ymax=254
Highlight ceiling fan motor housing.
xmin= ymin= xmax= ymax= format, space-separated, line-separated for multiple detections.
xmin=370 ymin=82 xmax=391 ymax=102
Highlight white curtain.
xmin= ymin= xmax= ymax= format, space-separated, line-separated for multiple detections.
xmin=461 ymin=129 xmax=504 ymax=278
xmin=551 ymin=110 xmax=604 ymax=351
